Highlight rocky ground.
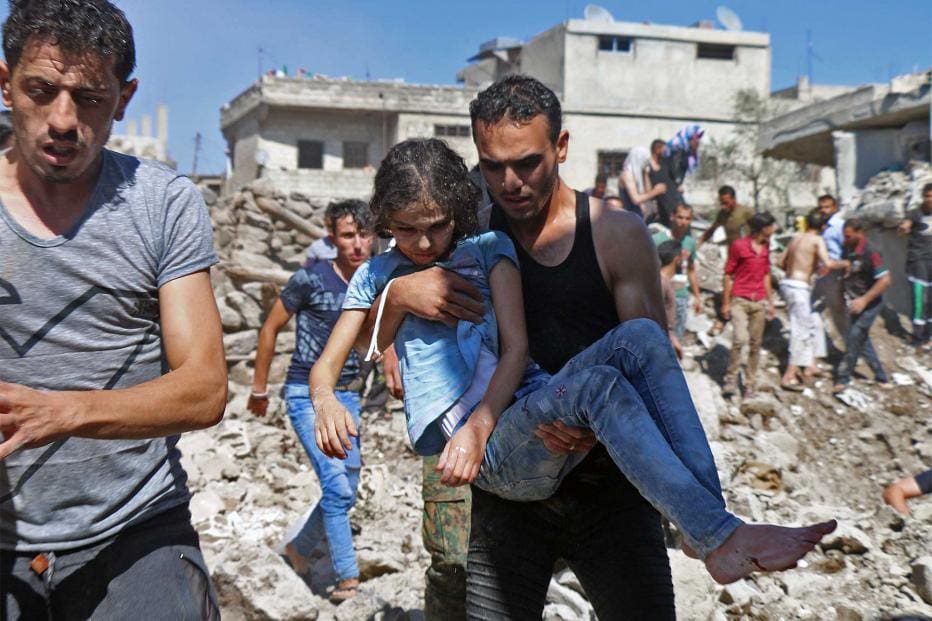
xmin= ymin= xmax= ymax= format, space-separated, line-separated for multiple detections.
xmin=187 ymin=177 xmax=932 ymax=619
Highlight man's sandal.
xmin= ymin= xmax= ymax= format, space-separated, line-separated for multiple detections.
xmin=329 ymin=579 xmax=359 ymax=604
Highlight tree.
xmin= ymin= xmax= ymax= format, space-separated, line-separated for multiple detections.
xmin=703 ymin=89 xmax=810 ymax=212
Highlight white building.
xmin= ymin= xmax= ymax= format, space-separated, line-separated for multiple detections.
xmin=221 ymin=13 xmax=834 ymax=210
xmin=221 ymin=77 xmax=477 ymax=204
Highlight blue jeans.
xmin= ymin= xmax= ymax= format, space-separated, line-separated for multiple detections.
xmin=836 ymin=302 xmax=887 ymax=385
xmin=283 ymin=384 xmax=361 ymax=581
xmin=475 ymin=318 xmax=741 ymax=558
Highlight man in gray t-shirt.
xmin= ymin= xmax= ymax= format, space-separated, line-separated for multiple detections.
xmin=0 ymin=1 xmax=226 ymax=618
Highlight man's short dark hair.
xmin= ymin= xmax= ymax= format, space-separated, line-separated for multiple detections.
xmin=843 ymin=217 xmax=865 ymax=232
xmin=650 ymin=139 xmax=666 ymax=152
xmin=749 ymin=211 xmax=776 ymax=234
xmin=3 ymin=0 xmax=136 ymax=83
xmin=817 ymin=194 xmax=837 ymax=206
xmin=370 ymin=138 xmax=479 ymax=240
xmin=470 ymin=74 xmax=562 ymax=145
xmin=806 ymin=209 xmax=826 ymax=231
xmin=923 ymin=182 xmax=932 ymax=195
xmin=595 ymin=173 xmax=607 ymax=184
xmin=675 ymin=202 xmax=693 ymax=214
xmin=325 ymin=199 xmax=372 ymax=234
xmin=718 ymin=185 xmax=736 ymax=198
xmin=657 ymin=240 xmax=682 ymax=267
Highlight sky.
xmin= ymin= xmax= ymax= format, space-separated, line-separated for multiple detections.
xmin=0 ymin=0 xmax=928 ymax=174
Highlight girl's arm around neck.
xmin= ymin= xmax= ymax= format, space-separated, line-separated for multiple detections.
xmin=310 ymin=309 xmax=368 ymax=459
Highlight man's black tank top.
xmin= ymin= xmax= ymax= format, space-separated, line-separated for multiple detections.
xmin=490 ymin=190 xmax=618 ymax=374
xmin=490 ymin=191 xmax=633 ymax=494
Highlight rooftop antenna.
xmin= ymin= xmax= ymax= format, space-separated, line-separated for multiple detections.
xmin=583 ymin=4 xmax=614 ymax=22
xmin=716 ymin=6 xmax=744 ymax=31
xmin=806 ymin=30 xmax=822 ymax=85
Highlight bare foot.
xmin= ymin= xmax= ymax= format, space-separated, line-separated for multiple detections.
xmin=284 ymin=542 xmax=310 ymax=576
xmin=704 ymin=520 xmax=837 ymax=584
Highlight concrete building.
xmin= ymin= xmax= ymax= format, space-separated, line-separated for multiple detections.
xmin=761 ymin=70 xmax=930 ymax=208
xmin=108 ymin=104 xmax=174 ymax=167
xmin=221 ymin=12 xmax=840 ymax=212
xmin=760 ymin=70 xmax=931 ymax=315
xmin=221 ymin=76 xmax=477 ymax=204
xmin=458 ymin=18 xmax=771 ymax=192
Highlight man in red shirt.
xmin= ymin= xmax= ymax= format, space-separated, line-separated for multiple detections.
xmin=721 ymin=212 xmax=777 ymax=397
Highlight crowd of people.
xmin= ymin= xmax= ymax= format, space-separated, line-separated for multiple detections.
xmin=0 ymin=1 xmax=928 ymax=619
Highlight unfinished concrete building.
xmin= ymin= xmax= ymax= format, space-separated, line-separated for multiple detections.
xmin=221 ymin=77 xmax=477 ymax=204
xmin=761 ymin=70 xmax=931 ymax=314
xmin=221 ymin=12 xmax=854 ymax=211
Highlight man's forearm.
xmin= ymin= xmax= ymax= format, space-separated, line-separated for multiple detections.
xmin=722 ymin=274 xmax=733 ymax=306
xmin=252 ymin=325 xmax=278 ymax=391
xmin=862 ymin=274 xmax=891 ymax=305
xmin=55 ymin=357 xmax=226 ymax=440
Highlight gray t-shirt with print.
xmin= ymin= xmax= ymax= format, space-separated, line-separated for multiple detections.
xmin=0 ymin=150 xmax=218 ymax=551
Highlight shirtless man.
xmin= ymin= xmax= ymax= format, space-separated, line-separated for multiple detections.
xmin=777 ymin=210 xmax=847 ymax=389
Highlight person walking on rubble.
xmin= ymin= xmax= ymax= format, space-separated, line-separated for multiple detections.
xmin=618 ymin=145 xmax=666 ymax=219
xmin=248 ymin=200 xmax=374 ymax=603
xmin=833 ymin=218 xmax=891 ymax=393
xmin=898 ymin=182 xmax=932 ymax=348
xmin=721 ymin=212 xmax=778 ymax=397
xmin=651 ymin=124 xmax=703 ymax=227
xmin=698 ymin=185 xmax=754 ymax=250
xmin=314 ymin=76 xmax=835 ymax=618
xmin=652 ymin=203 xmax=703 ymax=343
xmin=0 ymin=1 xmax=227 ymax=617
xmin=776 ymin=210 xmax=848 ymax=390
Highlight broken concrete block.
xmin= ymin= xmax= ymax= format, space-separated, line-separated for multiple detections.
xmin=911 ymin=557 xmax=932 ymax=605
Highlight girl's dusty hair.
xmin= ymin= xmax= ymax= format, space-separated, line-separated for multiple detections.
xmin=369 ymin=138 xmax=479 ymax=240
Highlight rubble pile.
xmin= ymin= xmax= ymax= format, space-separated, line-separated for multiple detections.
xmin=851 ymin=159 xmax=932 ymax=224
xmin=209 ymin=180 xmax=330 ymax=388
xmin=186 ymin=185 xmax=932 ymax=619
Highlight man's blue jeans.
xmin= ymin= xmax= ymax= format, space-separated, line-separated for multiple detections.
xmin=475 ymin=318 xmax=741 ymax=558
xmin=836 ymin=301 xmax=888 ymax=385
xmin=283 ymin=384 xmax=361 ymax=581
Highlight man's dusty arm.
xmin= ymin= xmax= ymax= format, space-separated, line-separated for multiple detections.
xmin=0 ymin=270 xmax=227 ymax=459
xmin=354 ymin=266 xmax=485 ymax=353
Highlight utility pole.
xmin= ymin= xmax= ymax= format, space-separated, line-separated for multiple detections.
xmin=192 ymin=132 xmax=202 ymax=177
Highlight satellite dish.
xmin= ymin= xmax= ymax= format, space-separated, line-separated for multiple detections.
xmin=584 ymin=4 xmax=615 ymax=22
xmin=716 ymin=6 xmax=743 ymax=31
xmin=254 ymin=149 xmax=268 ymax=166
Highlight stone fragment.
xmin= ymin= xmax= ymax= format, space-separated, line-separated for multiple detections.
xmin=912 ymin=556 xmax=932 ymax=604
xmin=820 ymin=523 xmax=872 ymax=555
xmin=226 ymin=291 xmax=264 ymax=329
xmin=224 ymin=330 xmax=258 ymax=357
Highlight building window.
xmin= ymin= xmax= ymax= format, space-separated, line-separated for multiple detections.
xmin=434 ymin=124 xmax=471 ymax=138
xmin=597 ymin=150 xmax=628 ymax=178
xmin=697 ymin=43 xmax=735 ymax=60
xmin=598 ymin=36 xmax=633 ymax=53
xmin=343 ymin=141 xmax=368 ymax=168
xmin=297 ymin=140 xmax=323 ymax=169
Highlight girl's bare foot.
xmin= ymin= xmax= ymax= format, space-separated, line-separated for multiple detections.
xmin=704 ymin=520 xmax=837 ymax=584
